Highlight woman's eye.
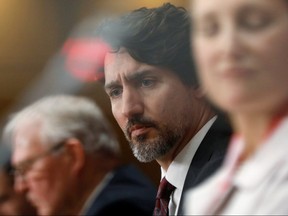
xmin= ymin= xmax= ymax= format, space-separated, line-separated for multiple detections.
xmin=240 ymin=11 xmax=272 ymax=31
xmin=195 ymin=20 xmax=219 ymax=37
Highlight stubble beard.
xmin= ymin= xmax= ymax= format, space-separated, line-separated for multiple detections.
xmin=126 ymin=124 xmax=184 ymax=162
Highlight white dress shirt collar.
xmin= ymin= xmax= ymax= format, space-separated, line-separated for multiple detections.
xmin=161 ymin=116 xmax=217 ymax=215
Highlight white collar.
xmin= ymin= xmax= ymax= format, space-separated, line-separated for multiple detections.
xmin=234 ymin=116 xmax=288 ymax=188
xmin=161 ymin=116 xmax=217 ymax=189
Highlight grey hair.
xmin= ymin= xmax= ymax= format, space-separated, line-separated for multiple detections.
xmin=2 ymin=95 xmax=120 ymax=155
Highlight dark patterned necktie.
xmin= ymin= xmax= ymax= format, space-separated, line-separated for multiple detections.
xmin=153 ymin=177 xmax=175 ymax=216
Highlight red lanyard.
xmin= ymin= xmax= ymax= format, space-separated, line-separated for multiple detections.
xmin=264 ymin=108 xmax=288 ymax=140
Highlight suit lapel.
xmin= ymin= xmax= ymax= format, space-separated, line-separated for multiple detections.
xmin=178 ymin=116 xmax=231 ymax=215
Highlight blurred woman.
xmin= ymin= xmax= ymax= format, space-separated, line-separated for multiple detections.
xmin=185 ymin=0 xmax=288 ymax=214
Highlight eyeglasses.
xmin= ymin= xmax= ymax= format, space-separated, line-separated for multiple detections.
xmin=11 ymin=141 xmax=65 ymax=180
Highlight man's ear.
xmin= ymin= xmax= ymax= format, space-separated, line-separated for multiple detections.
xmin=64 ymin=138 xmax=85 ymax=175
xmin=191 ymin=85 xmax=206 ymax=99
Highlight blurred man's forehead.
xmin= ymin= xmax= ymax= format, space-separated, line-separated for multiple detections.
xmin=12 ymin=124 xmax=45 ymax=166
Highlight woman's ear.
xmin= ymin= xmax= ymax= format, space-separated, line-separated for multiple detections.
xmin=64 ymin=138 xmax=85 ymax=175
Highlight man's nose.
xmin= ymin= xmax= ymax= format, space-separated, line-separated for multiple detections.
xmin=121 ymin=89 xmax=144 ymax=118
xmin=14 ymin=176 xmax=29 ymax=193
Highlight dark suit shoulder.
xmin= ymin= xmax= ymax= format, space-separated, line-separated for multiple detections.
xmin=84 ymin=164 xmax=156 ymax=216
xmin=178 ymin=116 xmax=232 ymax=215
xmin=189 ymin=115 xmax=232 ymax=186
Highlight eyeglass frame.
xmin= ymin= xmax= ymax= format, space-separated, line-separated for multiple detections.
xmin=10 ymin=141 xmax=66 ymax=181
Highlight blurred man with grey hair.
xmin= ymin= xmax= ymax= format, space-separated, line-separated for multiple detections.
xmin=0 ymin=145 xmax=37 ymax=216
xmin=2 ymin=95 xmax=156 ymax=216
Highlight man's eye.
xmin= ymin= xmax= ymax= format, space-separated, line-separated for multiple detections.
xmin=11 ymin=165 xmax=27 ymax=178
xmin=109 ymin=88 xmax=122 ymax=98
xmin=141 ymin=79 xmax=155 ymax=87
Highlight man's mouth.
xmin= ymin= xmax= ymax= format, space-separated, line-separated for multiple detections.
xmin=27 ymin=194 xmax=38 ymax=207
xmin=129 ymin=124 xmax=152 ymax=137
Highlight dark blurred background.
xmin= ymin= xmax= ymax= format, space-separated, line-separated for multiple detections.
xmin=0 ymin=0 xmax=188 ymax=185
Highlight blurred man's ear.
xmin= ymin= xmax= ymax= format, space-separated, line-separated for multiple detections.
xmin=191 ymin=85 xmax=205 ymax=99
xmin=64 ymin=138 xmax=85 ymax=175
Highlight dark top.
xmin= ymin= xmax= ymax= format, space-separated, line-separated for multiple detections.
xmin=84 ymin=164 xmax=157 ymax=216
xmin=178 ymin=116 xmax=232 ymax=215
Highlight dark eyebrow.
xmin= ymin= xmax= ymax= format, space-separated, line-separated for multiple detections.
xmin=104 ymin=81 xmax=120 ymax=92
xmin=126 ymin=70 xmax=154 ymax=81
xmin=104 ymin=70 xmax=154 ymax=91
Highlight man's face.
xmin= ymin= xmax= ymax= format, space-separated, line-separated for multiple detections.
xmin=0 ymin=171 xmax=36 ymax=216
xmin=104 ymin=50 xmax=203 ymax=162
xmin=12 ymin=120 xmax=74 ymax=216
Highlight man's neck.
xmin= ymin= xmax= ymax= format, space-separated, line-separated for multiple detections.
xmin=157 ymin=112 xmax=216 ymax=171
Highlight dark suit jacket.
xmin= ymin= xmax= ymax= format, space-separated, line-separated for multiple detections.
xmin=84 ymin=164 xmax=157 ymax=216
xmin=178 ymin=116 xmax=232 ymax=215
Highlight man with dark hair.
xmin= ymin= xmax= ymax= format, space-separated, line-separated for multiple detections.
xmin=97 ymin=3 xmax=195 ymax=86
xmin=63 ymin=3 xmax=231 ymax=215
xmin=90 ymin=3 xmax=232 ymax=215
